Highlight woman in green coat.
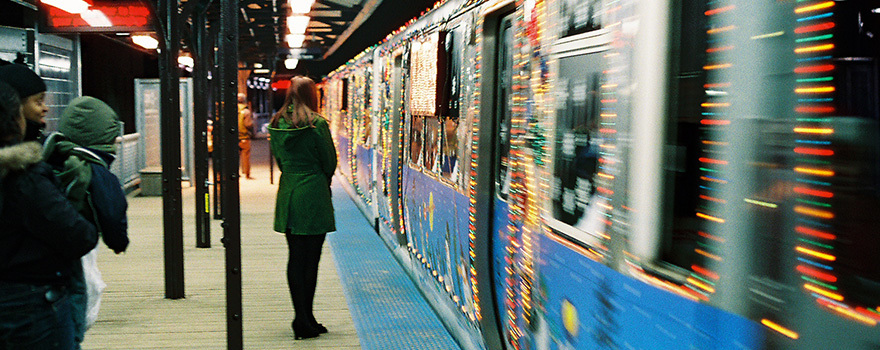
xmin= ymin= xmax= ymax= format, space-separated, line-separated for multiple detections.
xmin=268 ymin=76 xmax=336 ymax=340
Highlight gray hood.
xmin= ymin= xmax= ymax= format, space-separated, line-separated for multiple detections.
xmin=0 ymin=142 xmax=42 ymax=179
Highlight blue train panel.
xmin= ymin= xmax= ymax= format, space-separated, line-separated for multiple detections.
xmin=402 ymin=167 xmax=479 ymax=326
xmin=337 ymin=135 xmax=352 ymax=180
xmin=375 ymin=152 xmax=392 ymax=225
xmin=355 ymin=145 xmax=373 ymax=204
xmin=531 ymin=234 xmax=764 ymax=350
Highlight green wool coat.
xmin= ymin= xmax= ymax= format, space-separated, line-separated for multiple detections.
xmin=269 ymin=116 xmax=337 ymax=234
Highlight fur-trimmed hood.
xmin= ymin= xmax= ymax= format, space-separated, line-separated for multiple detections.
xmin=0 ymin=142 xmax=42 ymax=179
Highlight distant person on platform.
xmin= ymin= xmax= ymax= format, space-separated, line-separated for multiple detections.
xmin=0 ymin=63 xmax=49 ymax=142
xmin=238 ymin=92 xmax=254 ymax=179
xmin=268 ymin=76 xmax=337 ymax=340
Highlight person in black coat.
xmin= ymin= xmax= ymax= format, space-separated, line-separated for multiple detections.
xmin=0 ymin=81 xmax=98 ymax=349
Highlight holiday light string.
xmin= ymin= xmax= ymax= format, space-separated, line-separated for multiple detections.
xmin=466 ymin=3 xmax=484 ymax=323
xmin=791 ymin=0 xmax=879 ymax=327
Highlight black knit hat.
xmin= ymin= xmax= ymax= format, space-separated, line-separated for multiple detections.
xmin=0 ymin=64 xmax=46 ymax=98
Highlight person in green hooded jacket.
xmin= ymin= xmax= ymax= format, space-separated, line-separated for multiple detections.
xmin=45 ymin=96 xmax=129 ymax=348
xmin=268 ymin=76 xmax=336 ymax=340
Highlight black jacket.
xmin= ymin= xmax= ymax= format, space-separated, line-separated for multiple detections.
xmin=0 ymin=142 xmax=98 ymax=286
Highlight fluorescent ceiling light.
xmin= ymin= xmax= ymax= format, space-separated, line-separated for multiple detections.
xmin=132 ymin=35 xmax=159 ymax=50
xmin=42 ymin=0 xmax=90 ymax=14
xmin=286 ymin=34 xmax=306 ymax=48
xmin=253 ymin=68 xmax=271 ymax=74
xmin=287 ymin=16 xmax=310 ymax=34
xmin=81 ymin=9 xmax=112 ymax=27
xmin=178 ymin=55 xmax=194 ymax=68
xmin=285 ymin=58 xmax=299 ymax=70
xmin=288 ymin=0 xmax=314 ymax=14
xmin=254 ymin=63 xmax=263 ymax=68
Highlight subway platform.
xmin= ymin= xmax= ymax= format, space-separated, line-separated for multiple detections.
xmin=80 ymin=139 xmax=462 ymax=350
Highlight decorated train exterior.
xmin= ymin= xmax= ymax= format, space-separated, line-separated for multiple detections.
xmin=320 ymin=0 xmax=880 ymax=349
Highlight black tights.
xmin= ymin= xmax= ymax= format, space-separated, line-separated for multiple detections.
xmin=285 ymin=233 xmax=326 ymax=326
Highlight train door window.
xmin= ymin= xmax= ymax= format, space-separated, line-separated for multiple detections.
xmin=494 ymin=14 xmax=514 ymax=199
xmin=824 ymin=1 xmax=880 ymax=307
xmin=550 ymin=57 xmax=604 ymax=235
xmin=425 ymin=117 xmax=441 ymax=172
xmin=441 ymin=117 xmax=460 ymax=185
xmin=659 ymin=0 xmax=709 ymax=272
xmin=362 ymin=67 xmax=372 ymax=147
xmin=410 ymin=115 xmax=424 ymax=167
xmin=439 ymin=26 xmax=463 ymax=187
xmin=342 ymin=78 xmax=349 ymax=112
xmin=458 ymin=26 xmax=478 ymax=192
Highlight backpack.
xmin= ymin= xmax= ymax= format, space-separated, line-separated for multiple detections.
xmin=42 ymin=132 xmax=108 ymax=233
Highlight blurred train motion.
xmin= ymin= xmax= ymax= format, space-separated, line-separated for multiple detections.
xmin=318 ymin=0 xmax=880 ymax=348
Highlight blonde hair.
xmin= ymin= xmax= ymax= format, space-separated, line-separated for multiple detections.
xmin=271 ymin=76 xmax=323 ymax=128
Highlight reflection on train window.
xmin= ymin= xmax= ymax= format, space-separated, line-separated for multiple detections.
xmin=830 ymin=119 xmax=880 ymax=307
xmin=551 ymin=67 xmax=602 ymax=232
xmin=494 ymin=15 xmax=514 ymax=200
xmin=441 ymin=117 xmax=460 ymax=185
xmin=424 ymin=117 xmax=441 ymax=172
xmin=559 ymin=0 xmax=602 ymax=37
xmin=410 ymin=115 xmax=424 ymax=167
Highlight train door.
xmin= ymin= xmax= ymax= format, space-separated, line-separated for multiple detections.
xmin=472 ymin=6 xmax=517 ymax=348
xmin=490 ymin=16 xmax=516 ymax=345
xmin=381 ymin=53 xmax=405 ymax=244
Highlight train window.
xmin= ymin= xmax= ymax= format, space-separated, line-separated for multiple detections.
xmin=424 ymin=117 xmax=441 ymax=172
xmin=559 ymin=0 xmax=602 ymax=38
xmin=440 ymin=117 xmax=460 ymax=185
xmin=494 ymin=14 xmax=514 ymax=200
xmin=410 ymin=115 xmax=424 ymax=167
xmin=440 ymin=29 xmax=460 ymax=120
xmin=550 ymin=63 xmax=603 ymax=233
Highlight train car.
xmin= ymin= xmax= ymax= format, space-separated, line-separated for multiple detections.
xmin=323 ymin=51 xmax=378 ymax=221
xmin=325 ymin=0 xmax=880 ymax=349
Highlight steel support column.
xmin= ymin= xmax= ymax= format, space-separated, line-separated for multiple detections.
xmin=157 ymin=0 xmax=185 ymax=299
xmin=219 ymin=0 xmax=243 ymax=347
xmin=212 ymin=24 xmax=224 ymax=220
xmin=192 ymin=2 xmax=211 ymax=248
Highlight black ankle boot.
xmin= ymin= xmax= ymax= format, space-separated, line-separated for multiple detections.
xmin=312 ymin=323 xmax=328 ymax=334
xmin=309 ymin=316 xmax=328 ymax=334
xmin=291 ymin=320 xmax=320 ymax=340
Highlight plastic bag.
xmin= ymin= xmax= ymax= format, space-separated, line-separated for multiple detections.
xmin=81 ymin=247 xmax=106 ymax=329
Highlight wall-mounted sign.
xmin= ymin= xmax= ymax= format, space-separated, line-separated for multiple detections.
xmin=40 ymin=1 xmax=154 ymax=33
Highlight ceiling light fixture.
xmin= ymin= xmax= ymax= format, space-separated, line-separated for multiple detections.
xmin=287 ymin=15 xmax=310 ymax=34
xmin=288 ymin=0 xmax=315 ymax=14
xmin=178 ymin=55 xmax=194 ymax=68
xmin=285 ymin=58 xmax=299 ymax=70
xmin=286 ymin=34 xmax=306 ymax=48
xmin=132 ymin=35 xmax=159 ymax=50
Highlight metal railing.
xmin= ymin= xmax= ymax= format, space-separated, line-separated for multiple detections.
xmin=110 ymin=133 xmax=141 ymax=191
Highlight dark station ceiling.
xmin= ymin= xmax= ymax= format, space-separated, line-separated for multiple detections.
xmin=1 ymin=0 xmax=438 ymax=79
xmin=194 ymin=0 xmax=439 ymax=79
